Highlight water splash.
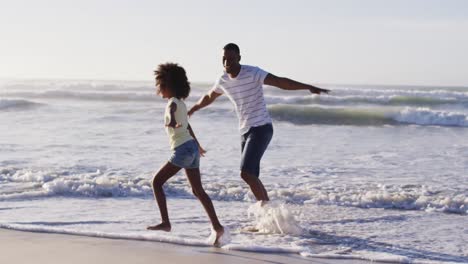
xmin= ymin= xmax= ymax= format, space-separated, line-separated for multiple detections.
xmin=247 ymin=201 xmax=302 ymax=235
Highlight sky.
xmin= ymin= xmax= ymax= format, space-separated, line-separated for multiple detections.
xmin=1 ymin=0 xmax=467 ymax=86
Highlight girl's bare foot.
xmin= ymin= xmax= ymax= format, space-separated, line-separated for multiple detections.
xmin=147 ymin=222 xmax=171 ymax=232
xmin=213 ymin=226 xmax=225 ymax=247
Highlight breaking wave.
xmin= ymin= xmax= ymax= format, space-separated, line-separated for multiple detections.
xmin=1 ymin=90 xmax=156 ymax=102
xmin=1 ymin=167 xmax=466 ymax=214
xmin=265 ymin=94 xmax=466 ymax=107
xmin=268 ymin=105 xmax=468 ymax=127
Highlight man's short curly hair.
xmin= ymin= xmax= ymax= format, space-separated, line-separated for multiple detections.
xmin=154 ymin=63 xmax=191 ymax=99
xmin=223 ymin=43 xmax=240 ymax=54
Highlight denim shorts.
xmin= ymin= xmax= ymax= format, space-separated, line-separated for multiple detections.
xmin=169 ymin=139 xmax=200 ymax=169
xmin=240 ymin=123 xmax=273 ymax=177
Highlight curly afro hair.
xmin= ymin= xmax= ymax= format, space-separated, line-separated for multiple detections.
xmin=154 ymin=63 xmax=191 ymax=99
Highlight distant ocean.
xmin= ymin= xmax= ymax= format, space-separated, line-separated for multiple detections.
xmin=1 ymin=79 xmax=467 ymax=263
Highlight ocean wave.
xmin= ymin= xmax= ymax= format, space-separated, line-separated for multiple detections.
xmin=394 ymin=107 xmax=468 ymax=126
xmin=1 ymin=80 xmax=212 ymax=93
xmin=268 ymin=105 xmax=392 ymax=126
xmin=1 ymin=81 xmax=152 ymax=92
xmin=1 ymin=167 xmax=466 ymax=214
xmin=265 ymin=94 xmax=465 ymax=107
xmin=330 ymin=87 xmax=468 ymax=100
xmin=3 ymin=81 xmax=467 ymax=107
xmin=0 ymin=89 xmax=214 ymax=103
xmin=268 ymin=105 xmax=468 ymax=127
xmin=297 ymin=185 xmax=467 ymax=215
xmin=0 ymin=167 xmax=153 ymax=199
xmin=1 ymin=90 xmax=157 ymax=102
xmin=263 ymin=85 xmax=468 ymax=107
xmin=0 ymin=99 xmax=43 ymax=110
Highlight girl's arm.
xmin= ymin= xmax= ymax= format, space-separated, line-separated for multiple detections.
xmin=187 ymin=123 xmax=206 ymax=156
xmin=166 ymin=102 xmax=181 ymax=128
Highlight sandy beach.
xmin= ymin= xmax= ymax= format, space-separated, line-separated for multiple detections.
xmin=0 ymin=228 xmax=372 ymax=264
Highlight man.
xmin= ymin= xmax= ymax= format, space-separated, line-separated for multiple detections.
xmin=188 ymin=43 xmax=330 ymax=202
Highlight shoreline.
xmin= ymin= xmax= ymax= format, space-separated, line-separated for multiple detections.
xmin=0 ymin=228 xmax=369 ymax=264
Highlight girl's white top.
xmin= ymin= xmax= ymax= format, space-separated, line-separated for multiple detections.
xmin=165 ymin=97 xmax=193 ymax=149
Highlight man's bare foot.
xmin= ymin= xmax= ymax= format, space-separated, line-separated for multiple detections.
xmin=147 ymin=222 xmax=171 ymax=232
xmin=213 ymin=226 xmax=224 ymax=247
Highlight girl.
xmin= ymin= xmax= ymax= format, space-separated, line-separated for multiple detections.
xmin=147 ymin=63 xmax=224 ymax=247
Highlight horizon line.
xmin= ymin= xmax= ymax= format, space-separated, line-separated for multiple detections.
xmin=0 ymin=76 xmax=467 ymax=89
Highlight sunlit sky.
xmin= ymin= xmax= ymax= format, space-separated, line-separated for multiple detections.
xmin=1 ymin=0 xmax=467 ymax=86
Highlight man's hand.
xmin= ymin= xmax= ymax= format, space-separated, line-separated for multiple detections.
xmin=188 ymin=106 xmax=198 ymax=117
xmin=309 ymin=87 xmax=330 ymax=94
xmin=188 ymin=91 xmax=222 ymax=117
xmin=264 ymin=74 xmax=330 ymax=95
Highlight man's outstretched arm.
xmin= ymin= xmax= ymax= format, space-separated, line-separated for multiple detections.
xmin=264 ymin=74 xmax=330 ymax=94
xmin=188 ymin=90 xmax=222 ymax=116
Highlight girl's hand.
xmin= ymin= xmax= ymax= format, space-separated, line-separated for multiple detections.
xmin=198 ymin=145 xmax=207 ymax=157
xmin=165 ymin=122 xmax=182 ymax=128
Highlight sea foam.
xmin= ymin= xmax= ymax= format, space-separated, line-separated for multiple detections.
xmin=1 ymin=167 xmax=466 ymax=214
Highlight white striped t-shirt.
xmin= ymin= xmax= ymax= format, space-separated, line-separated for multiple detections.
xmin=210 ymin=65 xmax=272 ymax=134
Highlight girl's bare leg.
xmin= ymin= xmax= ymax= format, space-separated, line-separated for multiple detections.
xmin=186 ymin=168 xmax=224 ymax=246
xmin=147 ymin=162 xmax=181 ymax=231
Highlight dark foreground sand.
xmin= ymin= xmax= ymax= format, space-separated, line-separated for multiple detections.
xmin=0 ymin=229 xmax=369 ymax=264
